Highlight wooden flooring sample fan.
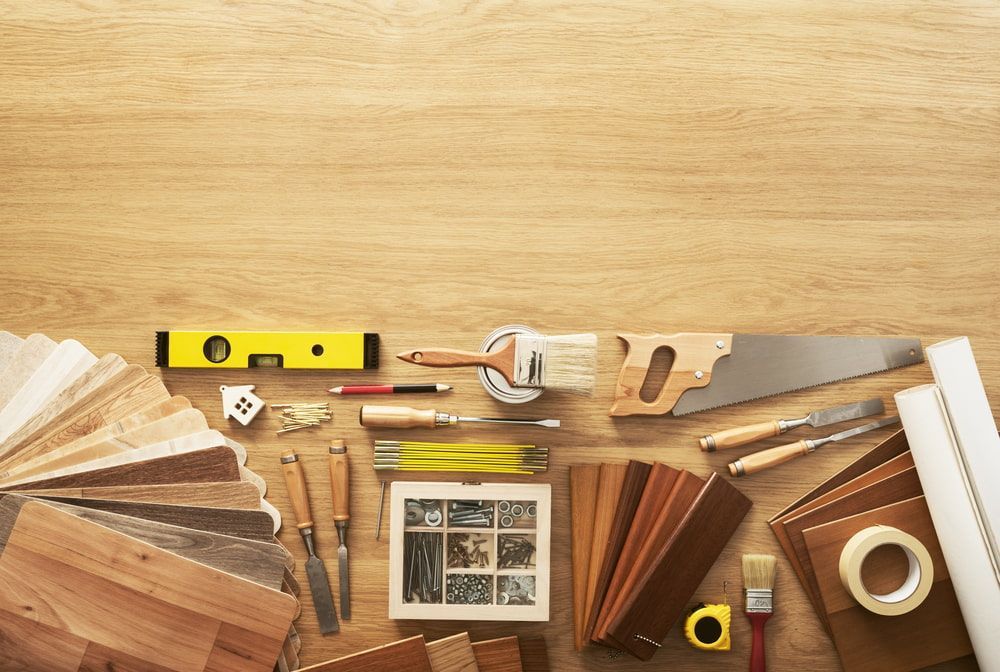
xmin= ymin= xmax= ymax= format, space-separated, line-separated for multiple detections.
xmin=0 ymin=501 xmax=297 ymax=671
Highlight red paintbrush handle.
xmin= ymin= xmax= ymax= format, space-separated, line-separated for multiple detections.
xmin=748 ymin=611 xmax=771 ymax=672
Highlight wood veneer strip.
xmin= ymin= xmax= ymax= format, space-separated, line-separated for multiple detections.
xmin=783 ymin=465 xmax=923 ymax=625
xmin=803 ymin=496 xmax=972 ymax=672
xmin=2 ymin=444 xmax=241 ymax=490
xmin=0 ymin=332 xmax=24 ymax=372
xmin=607 ymin=473 xmax=752 ymax=660
xmin=768 ymin=429 xmax=909 ymax=523
xmin=582 ymin=463 xmax=628 ymax=638
xmin=584 ymin=460 xmax=651 ymax=641
xmin=594 ymin=469 xmax=704 ymax=646
xmin=0 ymin=333 xmax=57 ymax=409
xmin=298 ymin=635 xmax=433 ymax=672
xmin=569 ymin=464 xmax=600 ymax=650
xmin=592 ymin=463 xmax=680 ymax=642
xmin=517 ymin=636 xmax=549 ymax=672
xmin=0 ymin=353 xmax=128 ymax=457
xmin=427 ymin=632 xmax=479 ymax=672
xmin=11 ymin=481 xmax=261 ymax=509
xmin=471 ymin=636 xmax=523 ymax=672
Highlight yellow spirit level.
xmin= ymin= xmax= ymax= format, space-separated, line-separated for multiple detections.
xmin=155 ymin=331 xmax=379 ymax=369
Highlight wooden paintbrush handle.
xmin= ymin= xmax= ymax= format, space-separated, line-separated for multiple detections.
xmin=397 ymin=338 xmax=516 ymax=384
xmin=280 ymin=449 xmax=313 ymax=530
xmin=728 ymin=440 xmax=811 ymax=477
xmin=328 ymin=440 xmax=349 ymax=522
xmin=700 ymin=420 xmax=782 ymax=451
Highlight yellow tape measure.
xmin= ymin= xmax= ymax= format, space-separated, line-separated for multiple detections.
xmin=684 ymin=599 xmax=732 ymax=651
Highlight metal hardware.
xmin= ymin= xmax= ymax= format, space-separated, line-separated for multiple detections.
xmin=498 ymin=500 xmax=511 ymax=514
xmin=498 ymin=534 xmax=536 ymax=569
xmin=633 ymin=633 xmax=662 ymax=648
xmin=694 ymin=370 xmax=704 ymax=379
xmin=375 ymin=481 xmax=386 ymax=540
xmin=446 ymin=573 xmax=491 ymax=604
xmin=425 ymin=509 xmax=443 ymax=527
xmin=404 ymin=532 xmax=442 ymax=604
xmin=500 ymin=514 xmax=514 ymax=528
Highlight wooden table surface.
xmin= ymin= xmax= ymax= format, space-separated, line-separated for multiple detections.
xmin=2 ymin=1 xmax=997 ymax=670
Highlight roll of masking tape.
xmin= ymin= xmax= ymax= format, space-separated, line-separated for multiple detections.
xmin=838 ymin=525 xmax=934 ymax=616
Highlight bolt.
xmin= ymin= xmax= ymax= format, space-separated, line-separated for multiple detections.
xmin=716 ymin=340 xmax=725 ymax=349
xmin=694 ymin=370 xmax=704 ymax=379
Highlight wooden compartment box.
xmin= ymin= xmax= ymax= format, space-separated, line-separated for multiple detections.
xmin=388 ymin=482 xmax=551 ymax=621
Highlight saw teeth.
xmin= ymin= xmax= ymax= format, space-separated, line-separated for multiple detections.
xmin=672 ymin=365 xmax=904 ymax=416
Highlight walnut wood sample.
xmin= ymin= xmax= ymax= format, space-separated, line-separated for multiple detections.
xmin=594 ymin=469 xmax=704 ymax=646
xmin=0 ymin=501 xmax=297 ymax=671
xmin=3 ymin=445 xmax=241 ymax=490
xmin=784 ymin=466 xmax=923 ymax=624
xmin=426 ymin=633 xmax=479 ymax=672
xmin=582 ymin=463 xmax=628 ymax=639
xmin=768 ymin=429 xmax=909 ymax=524
xmin=0 ymin=494 xmax=285 ymax=590
xmin=803 ymin=496 xmax=973 ymax=672
xmin=297 ymin=635 xmax=433 ymax=672
xmin=606 ymin=474 xmax=752 ymax=659
xmin=569 ymin=464 xmax=600 ymax=650
xmin=471 ymin=636 xmax=523 ymax=672
xmin=584 ymin=460 xmax=650 ymax=641
xmin=592 ymin=463 xmax=680 ymax=642
xmin=517 ymin=636 xmax=550 ymax=672
xmin=10 ymin=481 xmax=261 ymax=509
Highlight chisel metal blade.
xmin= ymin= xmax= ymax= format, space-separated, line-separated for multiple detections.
xmin=305 ymin=555 xmax=339 ymax=634
xmin=673 ymin=335 xmax=923 ymax=415
xmin=338 ymin=543 xmax=350 ymax=620
xmin=805 ymin=398 xmax=884 ymax=428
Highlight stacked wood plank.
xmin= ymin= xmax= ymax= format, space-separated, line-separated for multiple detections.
xmin=570 ymin=460 xmax=752 ymax=660
xmin=769 ymin=430 xmax=975 ymax=672
xmin=299 ymin=633 xmax=549 ymax=672
xmin=0 ymin=331 xmax=300 ymax=671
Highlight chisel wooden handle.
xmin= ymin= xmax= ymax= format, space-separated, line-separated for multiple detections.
xmin=700 ymin=420 xmax=782 ymax=451
xmin=728 ymin=440 xmax=812 ymax=477
xmin=360 ymin=405 xmax=441 ymax=429
xmin=328 ymin=440 xmax=350 ymax=523
xmin=280 ymin=449 xmax=313 ymax=530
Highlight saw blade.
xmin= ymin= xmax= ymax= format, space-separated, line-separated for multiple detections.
xmin=672 ymin=334 xmax=923 ymax=416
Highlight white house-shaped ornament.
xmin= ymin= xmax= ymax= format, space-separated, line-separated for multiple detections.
xmin=220 ymin=384 xmax=264 ymax=426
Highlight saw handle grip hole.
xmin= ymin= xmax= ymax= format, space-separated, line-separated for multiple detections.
xmin=639 ymin=346 xmax=675 ymax=403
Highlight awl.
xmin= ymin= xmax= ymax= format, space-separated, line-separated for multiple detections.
xmin=700 ymin=398 xmax=885 ymax=451
xmin=280 ymin=448 xmax=339 ymax=634
xmin=610 ymin=333 xmax=923 ymax=416
xmin=359 ymin=405 xmax=560 ymax=429
xmin=328 ymin=440 xmax=351 ymax=620
xmin=728 ymin=415 xmax=901 ymax=477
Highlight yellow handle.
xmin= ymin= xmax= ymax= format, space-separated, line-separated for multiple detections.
xmin=280 ymin=449 xmax=313 ymax=530
xmin=329 ymin=440 xmax=350 ymax=522
xmin=359 ymin=405 xmax=439 ymax=428
xmin=700 ymin=420 xmax=782 ymax=451
xmin=728 ymin=440 xmax=811 ymax=477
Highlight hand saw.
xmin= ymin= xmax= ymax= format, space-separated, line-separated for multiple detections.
xmin=610 ymin=333 xmax=923 ymax=416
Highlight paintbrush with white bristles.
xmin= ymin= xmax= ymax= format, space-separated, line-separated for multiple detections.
xmin=397 ymin=332 xmax=597 ymax=395
xmin=743 ymin=553 xmax=776 ymax=672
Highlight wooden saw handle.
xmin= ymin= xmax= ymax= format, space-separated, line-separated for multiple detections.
xmin=280 ymin=449 xmax=314 ymax=530
xmin=610 ymin=333 xmax=733 ymax=416
xmin=700 ymin=420 xmax=782 ymax=451
xmin=397 ymin=339 xmax=516 ymax=384
xmin=728 ymin=440 xmax=811 ymax=477
xmin=359 ymin=405 xmax=440 ymax=428
xmin=328 ymin=440 xmax=350 ymax=523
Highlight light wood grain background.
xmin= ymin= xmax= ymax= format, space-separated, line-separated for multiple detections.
xmin=2 ymin=1 xmax=998 ymax=669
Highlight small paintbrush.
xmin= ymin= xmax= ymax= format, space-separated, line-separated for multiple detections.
xmin=742 ymin=554 xmax=776 ymax=672
xmin=397 ymin=332 xmax=597 ymax=395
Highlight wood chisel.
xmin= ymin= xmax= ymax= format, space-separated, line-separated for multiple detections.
xmin=728 ymin=416 xmax=901 ymax=477
xmin=280 ymin=448 xmax=339 ymax=634
xmin=359 ymin=405 xmax=560 ymax=428
xmin=700 ymin=398 xmax=885 ymax=451
xmin=328 ymin=440 xmax=350 ymax=620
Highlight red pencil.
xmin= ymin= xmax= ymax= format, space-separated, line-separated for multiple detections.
xmin=328 ymin=384 xmax=452 ymax=395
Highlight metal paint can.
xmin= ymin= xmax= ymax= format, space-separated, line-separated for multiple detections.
xmin=477 ymin=324 xmax=544 ymax=404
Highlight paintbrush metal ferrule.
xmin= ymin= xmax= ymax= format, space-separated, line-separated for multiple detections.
xmin=745 ymin=588 xmax=773 ymax=613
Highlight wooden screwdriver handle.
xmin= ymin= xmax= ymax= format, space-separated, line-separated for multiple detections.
xmin=280 ymin=449 xmax=313 ymax=530
xmin=359 ymin=405 xmax=440 ymax=429
xmin=328 ymin=440 xmax=350 ymax=522
xmin=700 ymin=420 xmax=782 ymax=451
xmin=728 ymin=440 xmax=811 ymax=477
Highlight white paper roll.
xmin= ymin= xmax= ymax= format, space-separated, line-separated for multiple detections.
xmin=838 ymin=525 xmax=934 ymax=616
xmin=896 ymin=383 xmax=1000 ymax=670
